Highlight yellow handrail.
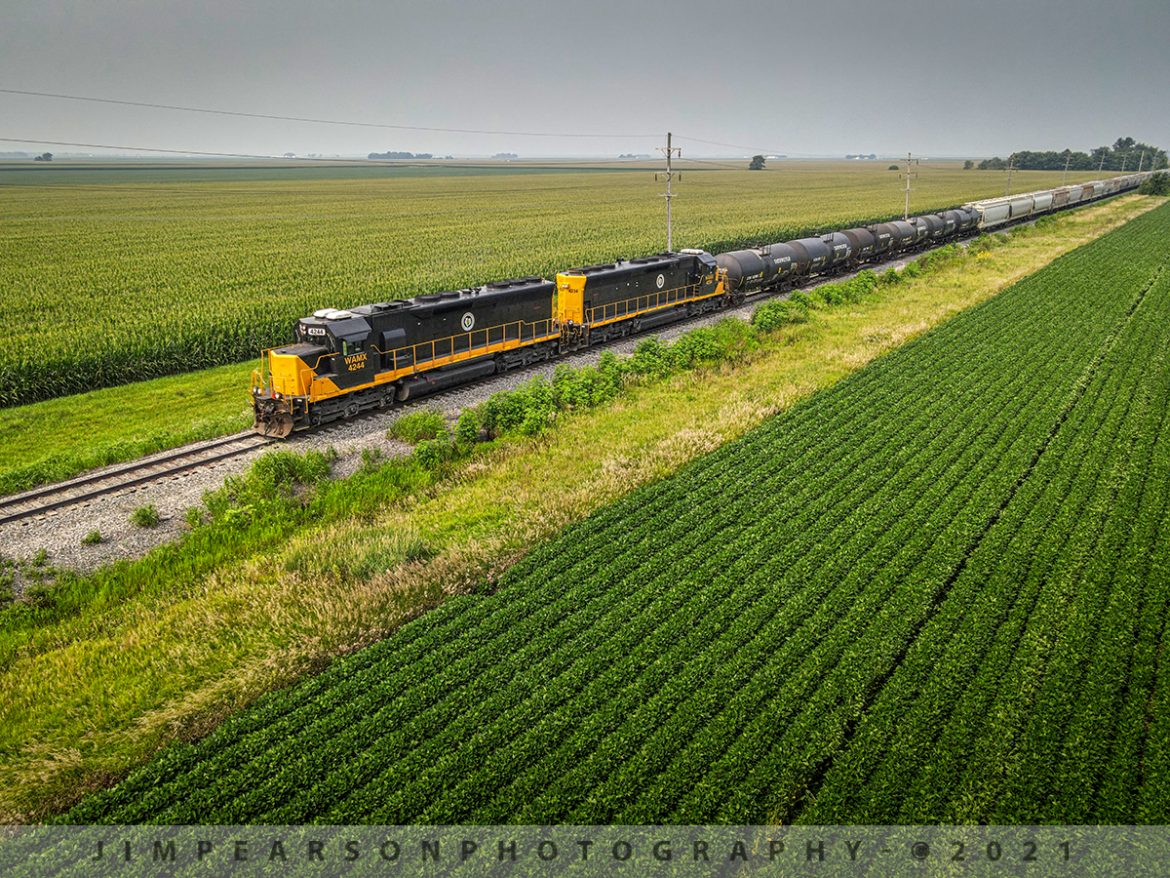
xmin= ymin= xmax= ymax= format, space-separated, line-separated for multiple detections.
xmin=375 ymin=318 xmax=558 ymax=372
xmin=252 ymin=350 xmax=270 ymax=392
xmin=586 ymin=282 xmax=701 ymax=324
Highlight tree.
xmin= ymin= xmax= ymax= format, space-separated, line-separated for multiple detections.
xmin=368 ymin=150 xmax=434 ymax=160
xmin=887 ymin=164 xmax=899 ymax=171
xmin=975 ymin=138 xmax=1166 ymax=172
xmin=33 ymin=152 xmax=52 ymax=162
xmin=748 ymin=155 xmax=766 ymax=171
xmin=1140 ymin=172 xmax=1170 ymax=195
xmin=963 ymin=160 xmax=974 ymax=170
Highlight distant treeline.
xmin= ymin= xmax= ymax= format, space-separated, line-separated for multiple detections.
xmin=367 ymin=151 xmax=456 ymax=160
xmin=978 ymin=137 xmax=1167 ymax=172
xmin=368 ymin=151 xmax=433 ymax=159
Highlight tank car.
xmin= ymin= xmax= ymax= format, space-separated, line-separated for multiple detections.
xmin=841 ymin=228 xmax=877 ymax=263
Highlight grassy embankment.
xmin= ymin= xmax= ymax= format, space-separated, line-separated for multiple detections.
xmin=0 ymin=363 xmax=252 ymax=496
xmin=0 ymin=194 xmax=1159 ymax=822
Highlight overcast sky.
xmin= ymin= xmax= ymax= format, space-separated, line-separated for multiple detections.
xmin=2 ymin=0 xmax=1167 ymax=158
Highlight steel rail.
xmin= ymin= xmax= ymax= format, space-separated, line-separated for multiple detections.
xmin=0 ymin=432 xmax=273 ymax=525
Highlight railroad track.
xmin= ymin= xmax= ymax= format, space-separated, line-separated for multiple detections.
xmin=0 ymin=432 xmax=274 ymax=526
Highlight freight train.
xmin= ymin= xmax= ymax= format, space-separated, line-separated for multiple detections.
xmin=252 ymin=172 xmax=1152 ymax=436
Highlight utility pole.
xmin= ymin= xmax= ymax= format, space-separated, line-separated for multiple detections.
xmin=1004 ymin=153 xmax=1014 ymax=196
xmin=1120 ymin=152 xmax=1129 ymax=173
xmin=901 ymin=152 xmax=918 ymax=220
xmin=1062 ymin=153 xmax=1071 ymax=185
xmin=656 ymin=132 xmax=682 ymax=252
xmin=1098 ymin=151 xmax=1106 ymax=172
xmin=1138 ymin=150 xmax=1146 ymax=173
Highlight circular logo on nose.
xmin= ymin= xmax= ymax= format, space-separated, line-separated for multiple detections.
xmin=656 ymin=274 xmax=665 ymax=289
xmin=461 ymin=312 xmax=475 ymax=331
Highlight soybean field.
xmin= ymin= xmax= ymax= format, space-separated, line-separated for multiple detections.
xmin=65 ymin=201 xmax=1170 ymax=824
xmin=0 ymin=161 xmax=1099 ymax=407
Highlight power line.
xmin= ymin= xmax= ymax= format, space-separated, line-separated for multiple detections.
xmin=0 ymin=137 xmax=442 ymax=163
xmin=0 ymin=137 xmax=762 ymax=174
xmin=0 ymin=87 xmax=658 ymax=139
xmin=0 ymin=91 xmax=928 ymax=161
xmin=0 ymin=177 xmax=654 ymax=200
xmin=674 ymin=134 xmax=787 ymax=156
xmin=11 ymin=92 xmax=1111 ymax=163
xmin=0 ymin=137 xmax=671 ymax=169
xmin=0 ymin=137 xmax=323 ymax=164
xmin=678 ymin=136 xmax=972 ymax=161
xmin=679 ymin=156 xmax=755 ymax=171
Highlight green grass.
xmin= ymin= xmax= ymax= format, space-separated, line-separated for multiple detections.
xmin=387 ymin=409 xmax=449 ymax=443
xmin=0 ymin=361 xmax=251 ymax=497
xmin=128 ymin=505 xmax=160 ymax=529
xmin=0 ymin=160 xmax=1108 ymax=406
xmin=62 ymin=200 xmax=1170 ymax=826
xmin=0 ymin=196 xmax=1158 ymax=823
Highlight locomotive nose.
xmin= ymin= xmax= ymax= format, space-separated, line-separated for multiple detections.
xmin=253 ymin=394 xmax=294 ymax=438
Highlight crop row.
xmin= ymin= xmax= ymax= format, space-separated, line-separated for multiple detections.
xmin=64 ymin=202 xmax=1170 ymax=825
xmin=803 ymin=256 xmax=1170 ymax=823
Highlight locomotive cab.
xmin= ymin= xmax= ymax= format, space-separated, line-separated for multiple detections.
xmin=254 ymin=310 xmax=376 ymax=437
xmin=311 ymin=315 xmax=376 ymax=389
xmin=275 ymin=311 xmax=376 ymax=390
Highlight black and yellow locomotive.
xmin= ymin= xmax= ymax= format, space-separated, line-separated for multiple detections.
xmin=252 ymin=249 xmax=726 ymax=436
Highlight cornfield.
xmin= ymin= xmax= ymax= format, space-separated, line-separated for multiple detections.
xmin=0 ymin=161 xmax=1101 ymax=406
